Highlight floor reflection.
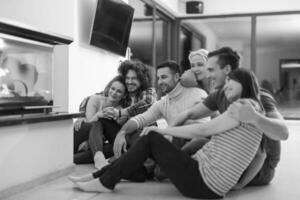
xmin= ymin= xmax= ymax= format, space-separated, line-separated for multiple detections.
xmin=278 ymin=100 xmax=300 ymax=119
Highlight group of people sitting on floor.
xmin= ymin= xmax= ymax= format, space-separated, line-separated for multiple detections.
xmin=69 ymin=46 xmax=289 ymax=199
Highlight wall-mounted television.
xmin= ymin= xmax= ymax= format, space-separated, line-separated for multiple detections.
xmin=90 ymin=0 xmax=134 ymax=56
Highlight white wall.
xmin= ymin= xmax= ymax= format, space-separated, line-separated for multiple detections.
xmin=186 ymin=21 xmax=218 ymax=51
xmin=68 ymin=0 xmax=123 ymax=113
xmin=53 ymin=45 xmax=70 ymax=112
xmin=199 ymin=24 xmax=218 ymax=51
xmin=0 ymin=120 xmax=73 ymax=192
xmin=156 ymin=0 xmax=179 ymax=13
xmin=0 ymin=0 xmax=73 ymax=38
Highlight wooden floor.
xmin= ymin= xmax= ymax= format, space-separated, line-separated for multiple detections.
xmin=4 ymin=120 xmax=300 ymax=200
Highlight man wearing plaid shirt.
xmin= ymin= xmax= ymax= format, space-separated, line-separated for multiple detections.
xmin=121 ymin=87 xmax=156 ymax=119
xmin=88 ymin=60 xmax=157 ymax=172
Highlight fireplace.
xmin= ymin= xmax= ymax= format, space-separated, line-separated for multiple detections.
xmin=0 ymin=21 xmax=72 ymax=116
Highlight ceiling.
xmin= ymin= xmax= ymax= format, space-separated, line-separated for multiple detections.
xmin=184 ymin=14 xmax=300 ymax=48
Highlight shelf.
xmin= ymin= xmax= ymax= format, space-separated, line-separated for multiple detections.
xmin=0 ymin=112 xmax=84 ymax=127
xmin=0 ymin=21 xmax=73 ymax=45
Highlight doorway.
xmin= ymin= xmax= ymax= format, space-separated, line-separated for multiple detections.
xmin=277 ymin=59 xmax=300 ymax=118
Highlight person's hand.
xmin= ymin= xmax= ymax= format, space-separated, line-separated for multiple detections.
xmin=231 ymin=183 xmax=244 ymax=191
xmin=140 ymin=126 xmax=161 ymax=136
xmin=154 ymin=165 xmax=168 ymax=181
xmin=113 ymin=132 xmax=127 ymax=158
xmin=77 ymin=141 xmax=89 ymax=152
xmin=180 ymin=69 xmax=198 ymax=87
xmin=95 ymin=110 xmax=105 ymax=119
xmin=227 ymin=99 xmax=258 ymax=124
xmin=102 ymin=107 xmax=118 ymax=120
xmin=74 ymin=118 xmax=85 ymax=131
xmin=107 ymin=156 xmax=117 ymax=163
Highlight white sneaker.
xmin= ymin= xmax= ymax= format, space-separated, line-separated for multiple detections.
xmin=94 ymin=151 xmax=109 ymax=170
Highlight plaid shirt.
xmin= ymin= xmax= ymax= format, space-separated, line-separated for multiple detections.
xmin=124 ymin=87 xmax=157 ymax=117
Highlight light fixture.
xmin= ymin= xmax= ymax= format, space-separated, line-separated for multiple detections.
xmin=186 ymin=0 xmax=204 ymax=14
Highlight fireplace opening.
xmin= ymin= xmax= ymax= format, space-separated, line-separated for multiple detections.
xmin=0 ymin=33 xmax=53 ymax=116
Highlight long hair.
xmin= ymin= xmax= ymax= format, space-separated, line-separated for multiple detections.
xmin=227 ymin=68 xmax=260 ymax=103
xmin=188 ymin=49 xmax=210 ymax=92
xmin=118 ymin=60 xmax=152 ymax=91
xmin=103 ymin=75 xmax=127 ymax=107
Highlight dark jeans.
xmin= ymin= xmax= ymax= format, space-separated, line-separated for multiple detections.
xmin=181 ymin=136 xmax=279 ymax=187
xmin=247 ymin=137 xmax=280 ymax=186
xmin=73 ymin=120 xmax=114 ymax=164
xmin=247 ymin=159 xmax=275 ymax=186
xmin=89 ymin=119 xmax=121 ymax=156
xmin=153 ymin=137 xmax=209 ymax=181
xmin=89 ymin=118 xmax=141 ymax=156
xmin=74 ymin=122 xmax=92 ymax=154
xmin=73 ymin=122 xmax=94 ymax=164
xmin=93 ymin=132 xmax=221 ymax=199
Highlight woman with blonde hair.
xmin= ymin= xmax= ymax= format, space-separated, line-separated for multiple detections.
xmin=180 ymin=49 xmax=212 ymax=93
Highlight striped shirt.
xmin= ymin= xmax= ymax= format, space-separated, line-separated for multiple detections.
xmin=193 ymin=122 xmax=263 ymax=196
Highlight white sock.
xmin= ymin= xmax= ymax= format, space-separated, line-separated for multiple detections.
xmin=68 ymin=174 xmax=93 ymax=183
xmin=94 ymin=151 xmax=109 ymax=170
xmin=75 ymin=178 xmax=112 ymax=193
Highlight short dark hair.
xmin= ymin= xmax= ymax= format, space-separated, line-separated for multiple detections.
xmin=156 ymin=60 xmax=181 ymax=75
xmin=208 ymin=47 xmax=240 ymax=70
xmin=118 ymin=60 xmax=152 ymax=91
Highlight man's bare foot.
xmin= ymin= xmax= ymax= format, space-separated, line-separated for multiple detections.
xmin=75 ymin=179 xmax=112 ymax=192
xmin=68 ymin=174 xmax=93 ymax=183
xmin=94 ymin=151 xmax=109 ymax=170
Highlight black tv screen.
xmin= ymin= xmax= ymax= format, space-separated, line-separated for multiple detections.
xmin=90 ymin=0 xmax=134 ymax=56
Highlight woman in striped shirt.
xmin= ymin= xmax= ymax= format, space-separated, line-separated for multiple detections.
xmin=69 ymin=68 xmax=263 ymax=199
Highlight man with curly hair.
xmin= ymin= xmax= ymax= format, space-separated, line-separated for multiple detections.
xmin=88 ymin=60 xmax=157 ymax=173
xmin=116 ymin=60 xmax=156 ymax=118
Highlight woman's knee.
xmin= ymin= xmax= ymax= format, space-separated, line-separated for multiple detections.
xmin=147 ymin=131 xmax=169 ymax=147
xmin=91 ymin=121 xmax=103 ymax=129
xmin=147 ymin=131 xmax=163 ymax=141
xmin=89 ymin=121 xmax=104 ymax=138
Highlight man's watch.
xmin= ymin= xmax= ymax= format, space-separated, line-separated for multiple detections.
xmin=118 ymin=109 xmax=122 ymax=118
